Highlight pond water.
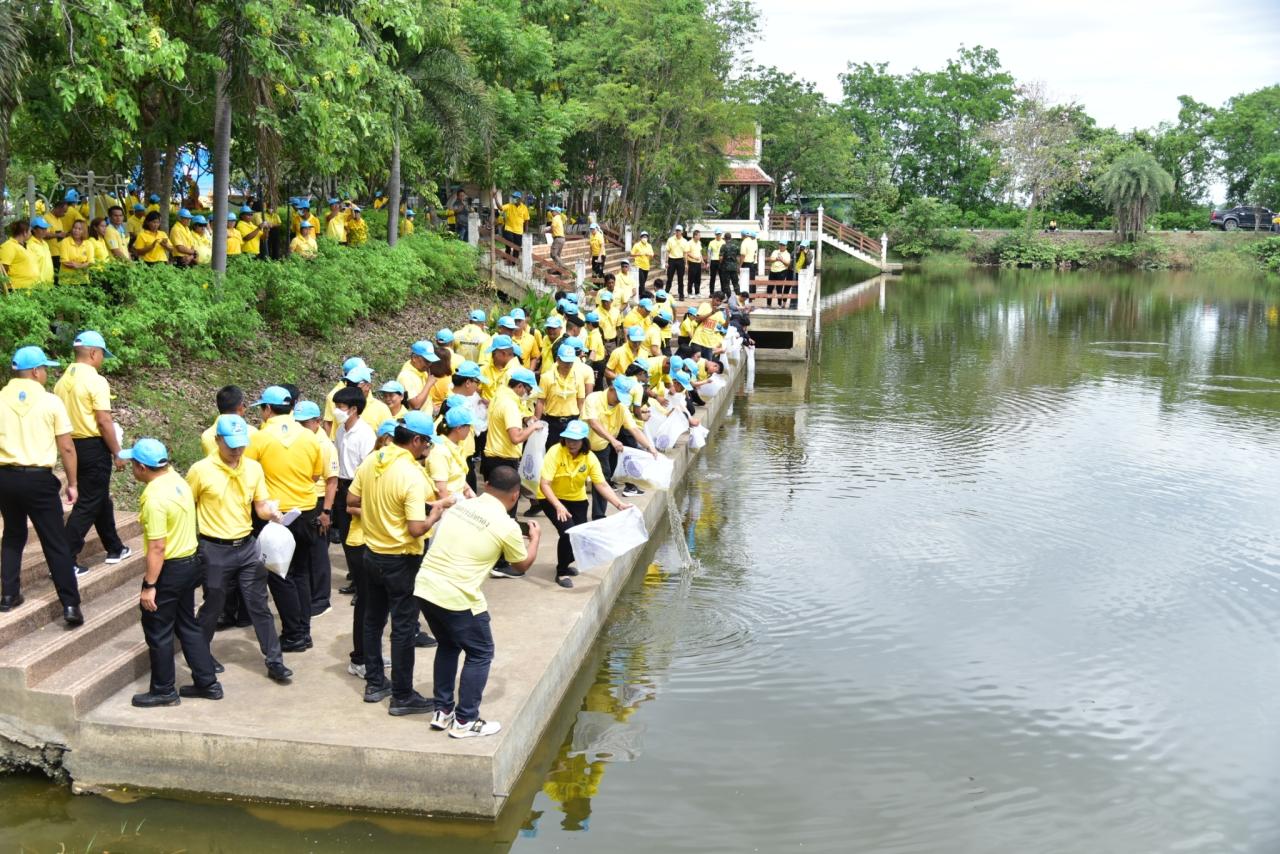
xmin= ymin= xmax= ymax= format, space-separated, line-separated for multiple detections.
xmin=4 ymin=263 xmax=1280 ymax=853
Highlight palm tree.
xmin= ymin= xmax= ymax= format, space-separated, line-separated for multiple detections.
xmin=1097 ymin=150 xmax=1174 ymax=242
xmin=0 ymin=2 xmax=31 ymax=219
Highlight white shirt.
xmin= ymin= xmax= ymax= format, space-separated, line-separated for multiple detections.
xmin=334 ymin=417 xmax=375 ymax=480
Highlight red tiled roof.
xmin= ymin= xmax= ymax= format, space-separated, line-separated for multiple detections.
xmin=720 ymin=165 xmax=774 ymax=186
xmin=724 ymin=133 xmax=756 ymax=158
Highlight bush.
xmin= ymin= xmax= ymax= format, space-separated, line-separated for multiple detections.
xmin=0 ymin=233 xmax=481 ymax=370
xmin=890 ymin=197 xmax=963 ymax=258
xmin=1249 ymin=236 xmax=1280 ymax=273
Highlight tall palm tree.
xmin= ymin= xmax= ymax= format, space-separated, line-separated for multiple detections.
xmin=1097 ymin=150 xmax=1174 ymax=242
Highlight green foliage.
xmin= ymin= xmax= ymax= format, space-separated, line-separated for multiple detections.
xmin=1211 ymin=86 xmax=1280 ymax=205
xmin=1249 ymin=237 xmax=1280 ymax=273
xmin=1097 ymin=151 xmax=1175 ymax=242
xmin=889 ymin=197 xmax=968 ymax=258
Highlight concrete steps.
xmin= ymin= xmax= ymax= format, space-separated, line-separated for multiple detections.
xmin=30 ymin=625 xmax=149 ymax=717
xmin=19 ymin=516 xmax=142 ymax=588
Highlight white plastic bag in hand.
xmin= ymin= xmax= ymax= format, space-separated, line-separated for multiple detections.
xmin=652 ymin=409 xmax=689 ymax=452
xmin=615 ymin=447 xmax=674 ymax=490
xmin=688 ymin=424 xmax=709 ymax=449
xmin=519 ymin=426 xmax=548 ymax=492
xmin=700 ymin=375 xmax=727 ymax=398
xmin=259 ymin=522 xmax=296 ymax=578
xmin=568 ymin=506 xmax=649 ymax=570
xmin=644 ymin=408 xmax=669 ymax=443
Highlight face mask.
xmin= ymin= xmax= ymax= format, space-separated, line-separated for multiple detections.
xmin=336 ymin=407 xmax=353 ymax=423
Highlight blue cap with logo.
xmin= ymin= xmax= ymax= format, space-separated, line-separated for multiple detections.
xmin=544 ymin=316 xmax=563 ymax=329
xmin=638 ymin=298 xmax=654 ymax=311
xmin=401 ymin=411 xmax=436 ymax=439
xmin=299 ymin=219 xmax=313 ymax=229
xmin=215 ymin=414 xmax=251 ymax=448
xmin=293 ymin=400 xmax=322 ymax=421
xmin=469 ymin=309 xmax=486 ymax=323
xmin=655 ymin=289 xmax=669 ymax=301
xmin=345 ymin=365 xmax=374 ymax=384
xmin=227 ymin=212 xmax=237 ymax=222
xmin=73 ymin=330 xmax=115 ymax=359
xmin=342 ymin=356 xmax=366 ymax=374
xmin=378 ymin=380 xmax=406 ymax=395
xmin=586 ymin=310 xmax=600 ymax=323
xmin=561 ymin=419 xmax=590 ymax=441
xmin=486 ymin=334 xmax=515 ymax=353
xmin=436 ymin=328 xmax=455 ymax=344
xmin=599 ymin=290 xmax=613 ymax=302
xmin=567 ymin=336 xmax=585 ymax=351
xmin=192 ymin=214 xmax=208 ymax=225
xmin=178 ymin=208 xmax=192 ymax=219
xmin=239 ymin=204 xmax=253 ymax=214
xmin=498 ymin=315 xmax=517 ymax=331
xmin=627 ymin=325 xmax=646 ymax=342
xmin=673 ymin=370 xmax=694 ymax=390
xmin=64 ymin=189 xmax=81 ymax=203
xmin=557 ymin=343 xmax=577 ymax=362
xmin=411 ymin=340 xmax=439 ymax=362
xmin=631 ymin=357 xmax=650 ymax=375
xmin=11 ymin=346 xmax=58 ymax=370
xmin=510 ymin=308 xmax=526 ymax=321
xmin=670 ymin=355 xmax=685 ymax=373
xmin=120 ymin=438 xmax=169 ymax=467
xmin=445 ymin=407 xmax=474 ymax=429
xmin=377 ymin=420 xmax=398 ymax=438
xmin=30 ymin=216 xmax=50 ymax=229
xmin=456 ymin=360 xmax=488 ymax=383
xmin=509 ymin=367 xmax=538 ymax=387
xmin=611 ymin=376 xmax=636 ymax=397
xmin=252 ymin=385 xmax=292 ymax=406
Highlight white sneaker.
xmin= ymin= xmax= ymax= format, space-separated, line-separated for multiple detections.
xmin=347 ymin=662 xmax=366 ymax=679
xmin=430 ymin=709 xmax=455 ymax=731
xmin=104 ymin=546 xmax=133 ymax=565
xmin=489 ymin=566 xmax=522 ymax=579
xmin=449 ymin=718 xmax=501 ymax=739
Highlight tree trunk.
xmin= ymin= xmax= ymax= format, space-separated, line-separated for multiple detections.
xmin=387 ymin=129 xmax=401 ymax=247
xmin=161 ymin=141 xmax=177 ymax=231
xmin=211 ymin=59 xmax=232 ymax=277
xmin=142 ymin=147 xmax=161 ymax=207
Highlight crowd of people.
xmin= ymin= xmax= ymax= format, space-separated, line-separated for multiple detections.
xmin=0 ymin=278 xmax=747 ymax=739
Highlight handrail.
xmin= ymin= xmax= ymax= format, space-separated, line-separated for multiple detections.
xmin=821 ymin=216 xmax=880 ymax=257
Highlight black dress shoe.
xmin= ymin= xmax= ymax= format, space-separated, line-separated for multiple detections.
xmin=338 ymin=583 xmax=356 ymax=595
xmin=414 ymin=631 xmax=437 ymax=648
xmin=304 ymin=636 xmax=314 ymax=649
xmin=0 ymin=593 xmax=25 ymax=612
xmin=214 ymin=614 xmax=235 ymax=631
xmin=212 ymin=659 xmax=225 ymax=674
xmin=178 ymin=682 xmax=224 ymax=700
xmin=388 ymin=692 xmax=434 ymax=716
xmin=364 ymin=681 xmax=393 ymax=703
xmin=556 ymin=576 xmax=574 ymax=589
xmin=266 ymin=662 xmax=293 ymax=683
xmin=131 ymin=691 xmax=180 ymax=708
xmin=280 ymin=640 xmax=308 ymax=653
xmin=63 ymin=606 xmax=84 ymax=626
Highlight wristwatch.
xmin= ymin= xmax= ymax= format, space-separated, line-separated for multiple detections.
xmin=141 ymin=579 xmax=157 ymax=590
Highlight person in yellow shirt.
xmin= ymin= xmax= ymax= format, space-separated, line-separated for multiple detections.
xmin=245 ymin=385 xmax=324 ymax=650
xmin=739 ymin=229 xmax=759 ymax=286
xmin=630 ymin=233 xmax=653 ymax=294
xmin=396 ymin=340 xmax=441 ymax=411
xmin=435 ymin=329 xmax=465 ymax=373
xmin=581 ymin=376 xmax=659 ymax=513
xmin=346 ymin=411 xmax=448 ymax=712
xmin=125 ymin=184 xmax=143 ymax=213
xmin=414 ymin=464 xmax=538 ymax=736
xmin=145 ymin=192 xmax=162 ymax=215
xmin=621 ymin=297 xmax=654 ymax=338
xmin=400 ymin=208 xmax=415 ymax=236
xmin=126 ymin=203 xmax=147 ymax=240
xmin=499 ymin=192 xmax=529 ymax=258
xmin=45 ymin=195 xmax=80 ymax=271
xmin=584 ymin=311 xmax=607 ymax=389
xmin=189 ymin=215 xmax=213 ymax=264
xmin=428 ymin=406 xmax=476 ymax=504
xmin=0 ymin=345 xmax=81 ymax=619
xmin=187 ymin=414 xmax=292 ymax=684
xmin=455 ymin=310 xmax=491 ymax=363
xmin=290 ymin=219 xmax=318 ymax=258
xmin=223 ymin=212 xmax=243 ymax=256
xmin=537 ymin=342 xmax=588 ymax=446
xmin=346 ymin=206 xmax=368 ymax=246
xmin=133 ymin=212 xmax=172 ymax=264
xmin=651 ymin=309 xmax=673 ymax=357
xmin=596 ymin=288 xmax=620 ymax=345
xmin=664 ymin=225 xmax=687 ymax=298
xmin=588 ymin=223 xmax=606 ymax=277
xmin=236 ymin=205 xmax=268 ymax=257
xmin=325 ymin=198 xmax=347 ymax=243
xmin=605 ymin=325 xmax=648 ymax=381
xmin=0 ymin=221 xmax=40 ymax=290
xmin=480 ymin=334 xmax=520 ymax=403
xmin=290 ymin=201 xmax=321 ymax=237
xmin=86 ymin=218 xmax=112 ymax=266
xmin=509 ymin=310 xmax=540 ymax=371
xmin=679 ymin=306 xmax=700 ymax=348
xmin=707 ymin=227 xmax=725 ymax=296
xmin=767 ymin=243 xmax=792 ymax=308
xmin=199 ymin=385 xmax=260 ymax=457
xmin=104 ymin=206 xmax=132 ymax=262
xmin=27 ymin=217 xmax=56 ymax=284
xmin=548 ymin=205 xmax=567 ymax=265
xmin=169 ymin=208 xmax=199 ymax=267
xmin=122 ymin=437 xmax=220 ymax=706
xmin=483 ymin=367 xmax=543 ymax=476
xmin=537 ymin=419 xmax=631 ymax=587
xmin=372 ymin=191 xmax=387 ymax=210
xmin=685 ymin=228 xmax=705 ymax=298
xmin=339 ymin=365 xmax=395 ymax=433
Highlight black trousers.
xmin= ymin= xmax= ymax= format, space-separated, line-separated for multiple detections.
xmin=65 ymin=437 xmax=125 ymax=561
xmin=722 ymin=264 xmax=739 ymax=295
xmin=362 ymin=551 xmax=422 ymax=701
xmin=541 ymin=498 xmax=588 ymax=574
xmin=196 ymin=537 xmax=282 ymax=666
xmin=0 ymin=467 xmax=78 ymax=605
xmin=708 ymin=261 xmax=720 ymax=294
xmin=687 ymin=262 xmax=703 ymax=297
xmin=468 ymin=430 xmax=485 ymax=493
xmin=502 ymin=229 xmax=520 ymax=258
xmin=141 ymin=554 xmax=216 ymax=694
xmin=666 ymin=258 xmax=685 ymax=294
xmin=637 ymin=268 xmax=649 ymax=295
xmin=344 ymin=543 xmax=367 ymax=664
xmin=309 ymin=497 xmax=332 ymax=614
xmin=591 ymin=257 xmax=604 ymax=277
xmin=419 ymin=601 xmax=493 ymax=724
xmin=591 ymin=445 xmax=618 ymax=520
xmin=767 ymin=270 xmax=787 ymax=306
xmin=267 ymin=508 xmax=317 ymax=645
xmin=543 ymin=414 xmax=574 ymax=448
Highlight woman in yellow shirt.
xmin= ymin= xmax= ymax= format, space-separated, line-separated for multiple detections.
xmin=290 ymin=220 xmax=318 ymax=258
xmin=630 ymin=232 xmax=654 ymax=294
xmin=133 ymin=212 xmax=172 ymax=264
xmin=58 ymin=219 xmax=96 ymax=285
xmin=400 ymin=209 xmax=415 ymax=236
xmin=189 ymin=215 xmax=213 ymax=264
xmin=346 ymin=207 xmax=368 ymax=246
xmin=87 ymin=218 xmax=113 ymax=264
xmin=0 ymin=221 xmax=39 ymax=289
xmin=224 ymin=212 xmax=243 ymax=256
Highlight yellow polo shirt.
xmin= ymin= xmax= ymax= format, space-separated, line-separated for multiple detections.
xmin=500 ymin=202 xmax=529 ymax=235
xmin=126 ymin=214 xmax=145 ymax=238
xmin=326 ymin=212 xmax=347 ymax=243
xmin=397 ymin=360 xmax=431 ymax=405
xmin=349 ymin=445 xmax=428 ymax=555
xmin=321 ymin=381 xmax=346 ymax=436
xmin=630 ymin=241 xmax=653 ymax=271
xmin=225 ymin=227 xmax=243 ymax=256
xmin=57 ymin=238 xmax=95 ymax=285
xmin=428 ymin=376 xmax=452 ymax=413
xmin=586 ymin=328 xmax=606 ymax=362
xmin=550 ymin=213 xmax=566 ymax=238
xmin=52 ymin=362 xmax=111 ymax=439
xmin=362 ymin=396 xmax=394 ymax=434
xmin=613 ymin=273 xmax=635 ymax=306
xmin=170 ymin=221 xmax=195 ymax=252
xmin=426 ymin=436 xmax=469 ymax=495
xmin=513 ymin=331 xmax=539 ymax=368
xmin=200 ymin=418 xmax=259 ymax=457
xmin=0 ymin=378 xmax=72 ymax=467
xmin=139 ymin=468 xmax=198 ymax=560
xmin=665 ymin=235 xmax=686 ymax=261
xmin=708 ymin=238 xmax=724 ymax=261
xmin=539 ymin=367 xmax=586 ymax=417
xmin=537 ymin=443 xmax=604 ymax=501
xmin=485 ymin=385 xmax=525 ymax=459
xmin=236 ymin=220 xmax=261 ymax=255
xmin=314 ymin=430 xmax=340 ymax=499
xmin=290 ymin=234 xmax=317 ymax=258
xmin=589 ymin=231 xmax=604 ymax=257
xmin=581 ymin=390 xmax=636 ymax=451
xmin=245 ymin=413 xmax=324 ymax=512
xmin=401 ymin=218 xmax=414 ymax=236
xmin=104 ymin=226 xmax=129 ymax=259
xmin=186 ymin=454 xmax=269 ymax=540
xmin=621 ymin=309 xmax=649 ymax=332
xmin=597 ymin=306 xmax=618 ymax=342
xmin=28 ymin=237 xmax=54 ymax=283
xmin=133 ymin=230 xmax=169 ymax=263
xmin=480 ymin=359 xmax=514 ymax=402
xmin=414 ymin=493 xmax=526 ymax=614
xmin=606 ymin=342 xmax=643 ymax=377
xmin=0 ymin=238 xmax=39 ymax=288
xmin=454 ymin=324 xmax=490 ymax=363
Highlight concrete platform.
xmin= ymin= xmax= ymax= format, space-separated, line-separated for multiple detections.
xmin=61 ymin=353 xmax=744 ymax=818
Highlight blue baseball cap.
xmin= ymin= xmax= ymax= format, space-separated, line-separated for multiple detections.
xmin=445 ymin=407 xmax=473 ymax=429
xmin=148 ymin=193 xmax=160 ymax=203
xmin=468 ymin=309 xmax=486 ymax=323
xmin=253 ymin=385 xmax=292 ymax=407
xmin=686 ymin=306 xmax=698 ymax=316
xmin=132 ymin=203 xmax=146 ymax=212
xmin=673 ymin=370 xmax=694 ymax=390
xmin=299 ymin=219 xmax=313 ymax=229
xmin=72 ymin=330 xmax=115 ymax=359
xmin=657 ymin=309 xmax=673 ymax=322
xmin=586 ymin=311 xmax=600 ymax=323
xmin=345 ymin=365 xmax=374 ymax=384
xmin=509 ymin=367 xmax=538 ymax=387
xmin=611 ymin=376 xmax=636 ymax=397
xmin=293 ymin=400 xmax=322 ymax=421
xmin=627 ymin=326 xmax=645 ymax=342
xmin=401 ymin=411 xmax=436 ymax=439
xmin=655 ymin=289 xmax=669 ymax=301
xmin=631 ymin=357 xmax=650 ymax=375
xmin=30 ymin=216 xmax=50 ymax=229
xmin=192 ymin=215 xmax=208 ymax=225
xmin=405 ymin=209 xmax=415 ymax=218
xmin=544 ymin=316 xmax=563 ymax=329
xmin=510 ymin=307 xmax=526 ymax=321
xmin=498 ymin=315 xmax=517 ymax=331
xmin=598 ymin=290 xmax=613 ymax=302
xmin=178 ymin=208 xmax=192 ymax=219
xmin=64 ymin=189 xmax=81 ymax=203
xmin=411 ymin=340 xmax=439 ymax=362
xmin=119 ymin=438 xmax=169 ymax=467
xmin=297 ymin=200 xmax=311 ymax=209
xmin=512 ymin=191 xmax=523 ymax=199
xmin=560 ymin=419 xmax=590 ymax=441
xmin=215 ymin=414 xmax=251 ymax=448
xmin=226 ymin=212 xmax=237 ymax=222
xmin=378 ymin=380 xmax=406 ymax=395
xmin=486 ymin=334 xmax=515 ymax=353
xmin=328 ymin=197 xmax=340 ymax=205
xmin=445 ymin=393 xmax=468 ymax=410
xmin=239 ymin=205 xmax=253 ymax=214
xmin=557 ymin=299 xmax=575 ymax=314
xmin=342 ymin=356 xmax=366 ymax=374
xmin=377 ymin=420 xmax=398 ymax=438
xmin=565 ymin=293 xmax=579 ymax=303
xmin=669 ymin=355 xmax=685 ymax=373
xmin=566 ymin=336 xmax=585 ymax=351
xmin=714 ymin=227 xmax=723 ymax=235
xmin=11 ymin=346 xmax=58 ymax=370
xmin=436 ymin=329 xmax=455 ymax=344
xmin=557 ymin=343 xmax=577 ymax=362
xmin=638 ymin=298 xmax=654 ymax=311
xmin=456 ymin=360 xmax=488 ymax=383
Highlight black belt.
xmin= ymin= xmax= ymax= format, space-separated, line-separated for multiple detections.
xmin=200 ymin=534 xmax=253 ymax=547
xmin=72 ymin=436 xmax=107 ymax=443
xmin=0 ymin=465 xmax=52 ymax=472
xmin=165 ymin=554 xmax=199 ymax=565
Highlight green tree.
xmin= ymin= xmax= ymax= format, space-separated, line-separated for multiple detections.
xmin=1145 ymin=95 xmax=1215 ymax=209
xmin=984 ymin=84 xmax=1086 ymax=228
xmin=1210 ymin=85 xmax=1280 ymax=208
xmin=1096 ymin=150 xmax=1173 ymax=241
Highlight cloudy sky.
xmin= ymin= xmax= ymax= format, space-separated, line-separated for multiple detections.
xmin=748 ymin=0 xmax=1280 ymax=132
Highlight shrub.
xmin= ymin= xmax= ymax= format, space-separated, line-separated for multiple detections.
xmin=1249 ymin=236 xmax=1280 ymax=273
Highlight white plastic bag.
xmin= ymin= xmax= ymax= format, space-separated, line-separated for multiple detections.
xmin=259 ymin=522 xmax=296 ymax=578
xmin=615 ymin=447 xmax=674 ymax=490
xmin=519 ymin=425 xmax=548 ymax=491
xmin=464 ymin=393 xmax=488 ymax=432
xmin=652 ymin=409 xmax=689 ymax=452
xmin=567 ymin=506 xmax=649 ymax=570
xmin=688 ymin=424 xmax=709 ymax=449
xmin=700 ymin=374 xmax=727 ymax=398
